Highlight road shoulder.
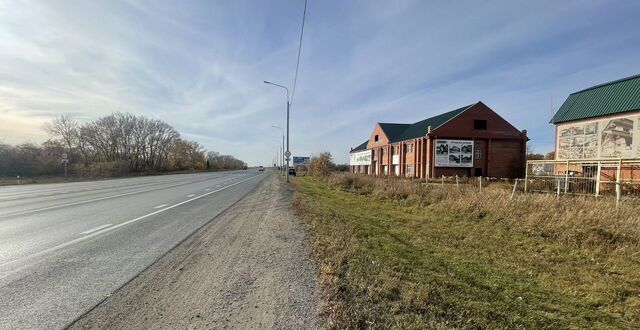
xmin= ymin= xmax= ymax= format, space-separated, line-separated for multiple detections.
xmin=70 ymin=172 xmax=322 ymax=329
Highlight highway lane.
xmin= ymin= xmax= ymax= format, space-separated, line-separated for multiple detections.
xmin=0 ymin=170 xmax=267 ymax=329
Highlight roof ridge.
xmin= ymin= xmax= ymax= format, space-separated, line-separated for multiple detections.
xmin=572 ymin=73 xmax=640 ymax=95
xmin=422 ymin=102 xmax=476 ymax=127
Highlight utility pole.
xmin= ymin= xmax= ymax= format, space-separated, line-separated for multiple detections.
xmin=266 ymin=82 xmax=290 ymax=182
xmin=286 ymin=99 xmax=290 ymax=182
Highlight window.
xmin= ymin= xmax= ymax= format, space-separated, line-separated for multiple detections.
xmin=406 ymin=164 xmax=413 ymax=173
xmin=383 ymin=165 xmax=388 ymax=175
xmin=475 ymin=149 xmax=483 ymax=160
xmin=474 ymin=120 xmax=487 ymax=130
xmin=405 ymin=144 xmax=412 ymax=154
xmin=380 ymin=149 xmax=385 ymax=157
xmin=374 ymin=134 xmax=379 ymax=142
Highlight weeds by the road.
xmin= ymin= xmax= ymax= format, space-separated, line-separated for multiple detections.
xmin=292 ymin=173 xmax=640 ymax=329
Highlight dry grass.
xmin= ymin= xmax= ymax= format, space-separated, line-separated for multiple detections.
xmin=325 ymin=174 xmax=640 ymax=251
xmin=292 ymin=173 xmax=640 ymax=329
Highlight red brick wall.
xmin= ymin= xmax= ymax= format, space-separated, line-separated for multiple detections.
xmin=432 ymin=102 xmax=524 ymax=140
xmin=487 ymin=140 xmax=525 ymax=178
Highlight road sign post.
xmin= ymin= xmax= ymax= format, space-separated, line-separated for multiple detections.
xmin=284 ymin=150 xmax=291 ymax=182
xmin=61 ymin=153 xmax=68 ymax=177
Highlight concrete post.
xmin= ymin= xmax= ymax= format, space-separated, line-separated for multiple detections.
xmin=564 ymin=160 xmax=570 ymax=194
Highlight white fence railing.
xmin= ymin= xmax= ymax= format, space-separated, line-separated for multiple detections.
xmin=525 ymin=158 xmax=640 ymax=203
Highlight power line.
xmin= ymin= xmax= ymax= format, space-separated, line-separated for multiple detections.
xmin=289 ymin=0 xmax=307 ymax=105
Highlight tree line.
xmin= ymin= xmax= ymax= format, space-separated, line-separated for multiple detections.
xmin=0 ymin=113 xmax=247 ymax=177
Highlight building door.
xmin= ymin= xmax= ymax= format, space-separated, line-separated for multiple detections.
xmin=473 ymin=140 xmax=487 ymax=177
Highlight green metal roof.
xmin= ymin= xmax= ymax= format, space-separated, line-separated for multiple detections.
xmin=551 ymin=74 xmax=640 ymax=124
xmin=350 ymin=103 xmax=475 ymax=151
xmin=378 ymin=123 xmax=410 ymax=142
xmin=394 ymin=104 xmax=472 ymax=142
xmin=351 ymin=140 xmax=369 ymax=153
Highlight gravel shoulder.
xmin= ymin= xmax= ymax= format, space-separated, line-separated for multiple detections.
xmin=70 ymin=172 xmax=322 ymax=329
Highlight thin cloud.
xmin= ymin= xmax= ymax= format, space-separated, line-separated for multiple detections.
xmin=0 ymin=0 xmax=639 ymax=164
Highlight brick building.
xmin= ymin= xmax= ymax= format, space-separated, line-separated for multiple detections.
xmin=349 ymin=101 xmax=528 ymax=179
xmin=551 ymin=74 xmax=640 ymax=161
xmin=545 ymin=74 xmax=640 ymax=184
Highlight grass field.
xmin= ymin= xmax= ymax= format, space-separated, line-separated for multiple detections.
xmin=292 ymin=174 xmax=640 ymax=329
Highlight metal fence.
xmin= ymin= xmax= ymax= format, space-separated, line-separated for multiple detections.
xmin=525 ymin=158 xmax=640 ymax=202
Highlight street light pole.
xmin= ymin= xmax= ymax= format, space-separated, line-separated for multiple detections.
xmin=265 ymin=81 xmax=291 ymax=182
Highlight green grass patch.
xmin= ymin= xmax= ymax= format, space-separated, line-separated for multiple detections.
xmin=292 ymin=176 xmax=640 ymax=329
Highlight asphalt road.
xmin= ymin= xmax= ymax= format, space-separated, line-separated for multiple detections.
xmin=0 ymin=170 xmax=266 ymax=329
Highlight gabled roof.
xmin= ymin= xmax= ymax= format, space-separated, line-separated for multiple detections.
xmin=376 ymin=104 xmax=473 ymax=143
xmin=394 ymin=104 xmax=473 ymax=141
xmin=378 ymin=123 xmax=410 ymax=142
xmin=551 ymin=74 xmax=640 ymax=124
xmin=351 ymin=140 xmax=369 ymax=153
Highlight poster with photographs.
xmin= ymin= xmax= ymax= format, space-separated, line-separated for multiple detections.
xmin=600 ymin=118 xmax=633 ymax=157
xmin=435 ymin=139 xmax=473 ymax=167
xmin=556 ymin=114 xmax=640 ymax=160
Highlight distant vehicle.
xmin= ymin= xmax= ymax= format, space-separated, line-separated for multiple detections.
xmin=288 ymin=167 xmax=296 ymax=176
xmin=242 ymin=165 xmax=248 ymax=170
xmin=258 ymin=166 xmax=265 ymax=172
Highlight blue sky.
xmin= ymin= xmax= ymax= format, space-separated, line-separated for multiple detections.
xmin=1 ymin=0 xmax=639 ymax=165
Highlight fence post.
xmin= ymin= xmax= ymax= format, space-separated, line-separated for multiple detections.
xmin=556 ymin=179 xmax=561 ymax=198
xmin=455 ymin=175 xmax=459 ymax=188
xmin=479 ymin=176 xmax=482 ymax=192
xmin=616 ymin=159 xmax=622 ymax=206
xmin=595 ymin=161 xmax=601 ymax=197
xmin=511 ymin=179 xmax=518 ymax=199
xmin=441 ymin=176 xmax=444 ymax=187
xmin=564 ymin=160 xmax=570 ymax=194
xmin=524 ymin=163 xmax=528 ymax=193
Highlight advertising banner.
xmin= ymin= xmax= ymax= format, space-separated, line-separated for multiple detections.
xmin=556 ymin=114 xmax=640 ymax=159
xmin=349 ymin=150 xmax=372 ymax=166
xmin=293 ymin=156 xmax=310 ymax=166
xmin=435 ymin=139 xmax=473 ymax=167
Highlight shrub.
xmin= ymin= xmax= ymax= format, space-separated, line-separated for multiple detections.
xmin=309 ymin=152 xmax=335 ymax=177
xmin=86 ymin=160 xmax=129 ymax=177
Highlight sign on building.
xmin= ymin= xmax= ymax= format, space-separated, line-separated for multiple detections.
xmin=292 ymin=156 xmax=310 ymax=166
xmin=556 ymin=114 xmax=640 ymax=159
xmin=434 ymin=139 xmax=473 ymax=167
xmin=349 ymin=150 xmax=372 ymax=166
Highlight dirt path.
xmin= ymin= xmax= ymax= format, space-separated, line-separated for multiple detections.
xmin=70 ymin=173 xmax=322 ymax=329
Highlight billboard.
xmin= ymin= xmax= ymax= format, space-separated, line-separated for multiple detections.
xmin=349 ymin=150 xmax=372 ymax=166
xmin=556 ymin=114 xmax=640 ymax=159
xmin=293 ymin=156 xmax=310 ymax=166
xmin=435 ymin=139 xmax=473 ymax=167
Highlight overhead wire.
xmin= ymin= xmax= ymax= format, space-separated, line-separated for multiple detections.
xmin=289 ymin=0 xmax=307 ymax=105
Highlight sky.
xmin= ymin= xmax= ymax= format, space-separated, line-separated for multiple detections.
xmin=1 ymin=0 xmax=640 ymax=165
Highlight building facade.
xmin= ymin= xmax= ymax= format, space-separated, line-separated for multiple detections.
xmin=349 ymin=101 xmax=528 ymax=179
xmin=551 ymin=74 xmax=640 ymax=161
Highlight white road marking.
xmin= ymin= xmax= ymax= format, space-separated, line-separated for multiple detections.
xmin=80 ymin=224 xmax=112 ymax=235
xmin=205 ymin=188 xmax=210 ymax=191
xmin=0 ymin=180 xmax=203 ymax=219
xmin=186 ymin=194 xmax=195 ymax=197
xmin=154 ymin=204 xmax=168 ymax=209
xmin=0 ymin=173 xmax=262 ymax=270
